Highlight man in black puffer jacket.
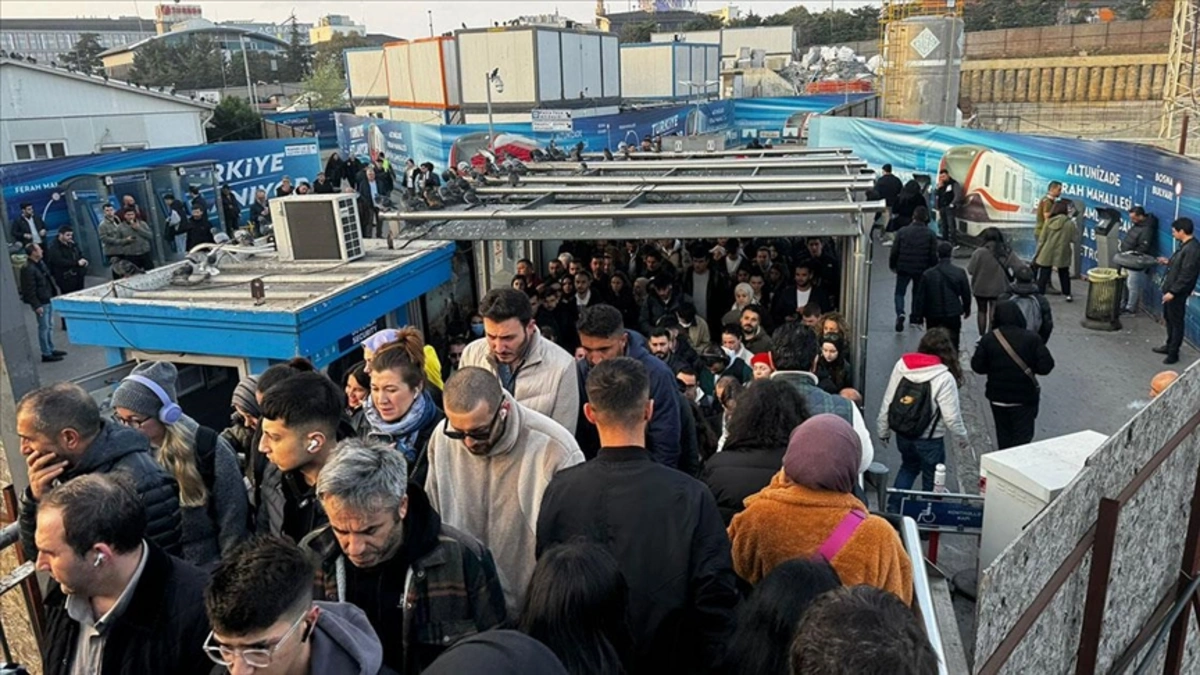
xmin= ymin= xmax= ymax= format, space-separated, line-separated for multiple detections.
xmin=890 ymin=206 xmax=940 ymax=332
xmin=914 ymin=241 xmax=973 ymax=349
xmin=18 ymin=383 xmax=182 ymax=557
xmin=971 ymin=301 xmax=1056 ymax=450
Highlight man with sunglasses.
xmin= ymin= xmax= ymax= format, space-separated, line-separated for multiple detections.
xmin=303 ymin=439 xmax=506 ymax=672
xmin=425 ymin=367 xmax=583 ymax=614
xmin=205 ymin=535 xmax=396 ymax=675
xmin=17 ymin=382 xmax=182 ymax=559
xmin=36 ymin=474 xmax=210 ymax=675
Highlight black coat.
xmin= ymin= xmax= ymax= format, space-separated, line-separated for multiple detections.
xmin=20 ymin=422 xmax=183 ymax=558
xmin=1121 ymin=216 xmax=1157 ymax=256
xmin=874 ymin=173 xmax=903 ymax=208
xmin=178 ymin=216 xmax=216 ymax=252
xmin=891 ymin=223 xmax=939 ymax=277
xmin=42 ymin=545 xmax=211 ymax=675
xmin=682 ymin=267 xmax=733 ymax=334
xmin=537 ymin=447 xmax=739 ymax=674
xmin=10 ymin=213 xmax=47 ymax=244
xmin=971 ymin=304 xmax=1055 ymax=406
xmin=220 ymin=190 xmax=242 ymax=229
xmin=914 ymin=260 xmax=972 ymax=320
xmin=19 ymin=258 xmax=57 ymax=307
xmin=1163 ymin=238 xmax=1200 ymax=297
xmin=701 ymin=445 xmax=784 ymax=526
xmin=45 ymin=239 xmax=86 ymax=293
xmin=770 ymin=284 xmax=833 ymax=326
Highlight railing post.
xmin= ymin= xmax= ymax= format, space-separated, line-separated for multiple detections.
xmin=1164 ymin=442 xmax=1200 ymax=675
xmin=1075 ymin=497 xmax=1121 ymax=674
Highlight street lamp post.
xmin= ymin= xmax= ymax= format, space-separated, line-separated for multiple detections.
xmin=678 ymin=80 xmax=719 ymax=135
xmin=486 ymin=68 xmax=503 ymax=151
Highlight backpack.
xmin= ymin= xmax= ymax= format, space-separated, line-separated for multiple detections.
xmin=1011 ymin=295 xmax=1042 ymax=336
xmin=887 ymin=377 xmax=941 ymax=439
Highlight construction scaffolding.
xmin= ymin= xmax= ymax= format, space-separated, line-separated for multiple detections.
xmin=1161 ymin=0 xmax=1199 ymax=155
xmin=380 ymin=148 xmax=884 ymax=393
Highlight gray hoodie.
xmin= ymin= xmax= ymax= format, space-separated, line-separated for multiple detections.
xmin=309 ymin=602 xmax=392 ymax=675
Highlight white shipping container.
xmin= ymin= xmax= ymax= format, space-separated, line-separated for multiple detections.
xmin=345 ymin=47 xmax=389 ymax=102
xmin=384 ymin=37 xmax=458 ymax=109
xmin=720 ymin=26 xmax=795 ymax=58
xmin=457 ymin=27 xmax=619 ymax=108
xmin=651 ymin=30 xmax=721 ymax=46
xmin=621 ymin=43 xmax=719 ymax=99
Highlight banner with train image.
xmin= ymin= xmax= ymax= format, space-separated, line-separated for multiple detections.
xmin=809 ymin=115 xmax=1200 ymax=346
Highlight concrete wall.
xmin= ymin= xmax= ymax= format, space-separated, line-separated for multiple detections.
xmin=975 ymin=363 xmax=1200 ymax=674
xmin=807 ymin=19 xmax=1171 ymax=60
xmin=961 ymin=54 xmax=1172 ymax=104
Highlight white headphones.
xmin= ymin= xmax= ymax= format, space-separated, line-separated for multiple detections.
xmin=93 ymin=553 xmax=106 ymax=568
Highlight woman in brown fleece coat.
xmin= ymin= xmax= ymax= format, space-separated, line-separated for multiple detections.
xmin=727 ymin=413 xmax=913 ymax=605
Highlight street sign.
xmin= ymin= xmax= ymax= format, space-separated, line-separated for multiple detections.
xmin=897 ymin=492 xmax=985 ymax=534
xmin=532 ymin=109 xmax=574 ymax=132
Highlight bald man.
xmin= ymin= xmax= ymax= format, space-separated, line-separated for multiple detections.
xmin=1150 ymin=371 xmax=1179 ymax=398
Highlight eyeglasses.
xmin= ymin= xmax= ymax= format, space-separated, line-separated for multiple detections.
xmin=204 ymin=607 xmax=317 ymax=668
xmin=443 ymin=398 xmax=504 ymax=441
xmin=113 ymin=413 xmax=150 ymax=429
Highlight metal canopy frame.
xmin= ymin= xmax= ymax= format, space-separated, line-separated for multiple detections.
xmin=574 ymin=146 xmax=857 ymax=161
xmin=380 ymin=152 xmax=881 ymax=393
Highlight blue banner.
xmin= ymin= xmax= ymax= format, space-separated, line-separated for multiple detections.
xmin=810 ymin=115 xmax=1200 ymax=346
xmin=263 ymin=109 xmax=348 ymax=150
xmin=732 ymin=94 xmax=874 ymax=139
xmin=1 ymin=139 xmax=322 ymax=232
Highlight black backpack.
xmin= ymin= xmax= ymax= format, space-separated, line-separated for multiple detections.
xmin=195 ymin=426 xmax=220 ymax=522
xmin=887 ymin=377 xmax=941 ymax=439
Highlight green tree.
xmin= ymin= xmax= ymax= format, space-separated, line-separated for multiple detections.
xmin=313 ymin=32 xmax=368 ymax=80
xmin=682 ymin=15 xmax=724 ymax=31
xmin=301 ymin=59 xmax=346 ymax=110
xmin=729 ymin=11 xmax=764 ymax=28
xmin=129 ymin=35 xmax=229 ymax=89
xmin=61 ymin=32 xmax=104 ymax=75
xmin=963 ymin=0 xmax=1059 ymax=32
xmin=280 ymin=19 xmax=312 ymax=81
xmin=619 ymin=20 xmax=658 ymax=44
xmin=206 ymin=96 xmax=263 ymax=143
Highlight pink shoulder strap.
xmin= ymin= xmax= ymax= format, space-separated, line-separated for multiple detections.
xmin=816 ymin=510 xmax=867 ymax=562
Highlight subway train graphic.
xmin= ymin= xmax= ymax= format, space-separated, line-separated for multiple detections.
xmin=939 ymin=145 xmax=1036 ymax=236
xmin=448 ymin=132 xmax=539 ymax=171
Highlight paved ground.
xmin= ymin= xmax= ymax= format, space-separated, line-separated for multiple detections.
xmin=859 ymin=246 xmax=1195 ymax=664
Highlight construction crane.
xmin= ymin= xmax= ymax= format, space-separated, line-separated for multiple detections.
xmin=1161 ymin=0 xmax=1198 ymax=156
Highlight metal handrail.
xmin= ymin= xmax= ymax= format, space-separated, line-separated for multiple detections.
xmin=900 ymin=516 xmax=949 ymax=675
xmin=0 ymin=521 xmax=18 ymax=550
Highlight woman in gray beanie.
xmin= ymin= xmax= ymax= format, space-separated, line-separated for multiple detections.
xmin=112 ymin=361 xmax=249 ymax=566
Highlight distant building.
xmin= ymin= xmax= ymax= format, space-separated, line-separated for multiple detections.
xmin=99 ymin=19 xmax=289 ymax=80
xmin=514 ymin=12 xmax=575 ymax=28
xmin=0 ymin=17 xmax=156 ymax=64
xmin=221 ymin=20 xmax=313 ymax=45
xmin=596 ymin=10 xmax=706 ymax=35
xmin=707 ymin=6 xmax=741 ymax=25
xmin=310 ymin=15 xmax=366 ymax=44
xmin=154 ymin=4 xmax=203 ymax=34
xmin=0 ymin=55 xmax=214 ymax=163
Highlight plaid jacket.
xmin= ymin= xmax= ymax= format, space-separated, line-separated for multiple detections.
xmin=302 ymin=514 xmax=507 ymax=674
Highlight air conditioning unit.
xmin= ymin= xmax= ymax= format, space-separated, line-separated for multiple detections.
xmin=270 ymin=193 xmax=364 ymax=262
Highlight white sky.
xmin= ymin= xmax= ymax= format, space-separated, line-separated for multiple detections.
xmin=0 ymin=1 xmax=876 ymax=39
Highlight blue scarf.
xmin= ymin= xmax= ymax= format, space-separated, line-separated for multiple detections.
xmin=364 ymin=389 xmax=436 ymax=462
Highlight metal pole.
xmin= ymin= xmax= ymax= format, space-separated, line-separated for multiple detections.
xmin=428 ymin=10 xmax=434 ymax=38
xmin=486 ymin=72 xmax=495 ymax=152
xmin=1180 ymin=113 xmax=1190 ymax=156
xmin=239 ymin=35 xmax=255 ymax=106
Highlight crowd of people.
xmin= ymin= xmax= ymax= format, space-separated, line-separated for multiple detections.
xmin=18 ymin=231 xmax=949 ymax=675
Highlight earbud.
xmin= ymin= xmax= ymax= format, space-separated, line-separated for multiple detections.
xmin=93 ymin=553 xmax=106 ymax=568
xmin=306 ymin=439 xmax=319 ymax=453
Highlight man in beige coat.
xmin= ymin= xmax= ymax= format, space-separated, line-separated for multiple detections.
xmin=459 ymin=288 xmax=579 ymax=433
xmin=425 ymin=367 xmax=584 ymax=613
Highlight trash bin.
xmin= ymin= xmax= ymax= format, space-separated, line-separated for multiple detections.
xmin=1081 ymin=267 xmax=1125 ymax=331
